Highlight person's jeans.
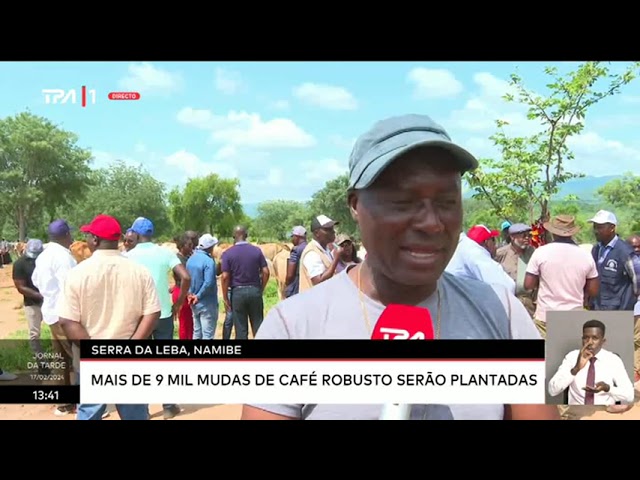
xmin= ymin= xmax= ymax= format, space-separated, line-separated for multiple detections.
xmin=149 ymin=316 xmax=177 ymax=411
xmin=192 ymin=303 xmax=219 ymax=340
xmin=77 ymin=403 xmax=149 ymax=420
xmin=231 ymin=286 xmax=263 ymax=340
xmin=223 ymin=289 xmax=233 ymax=340
xmin=75 ymin=365 xmax=148 ymax=420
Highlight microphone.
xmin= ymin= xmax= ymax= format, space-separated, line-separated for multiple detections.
xmin=371 ymin=304 xmax=435 ymax=420
xmin=371 ymin=304 xmax=434 ymax=340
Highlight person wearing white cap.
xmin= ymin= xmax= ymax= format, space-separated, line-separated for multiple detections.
xmin=186 ymin=233 xmax=219 ymax=340
xmin=588 ymin=210 xmax=636 ymax=311
xmin=284 ymin=226 xmax=307 ymax=298
xmin=298 ymin=215 xmax=343 ymax=293
xmin=495 ymin=223 xmax=537 ymax=317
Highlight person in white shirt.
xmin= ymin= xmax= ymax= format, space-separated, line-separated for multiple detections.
xmin=548 ymin=319 xmax=635 ymax=407
xmin=31 ymin=219 xmax=78 ymax=416
xmin=298 ymin=215 xmax=344 ymax=293
xmin=446 ymin=225 xmax=516 ymax=295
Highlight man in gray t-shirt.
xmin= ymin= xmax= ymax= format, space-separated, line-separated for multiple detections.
xmin=242 ymin=114 xmax=557 ymax=421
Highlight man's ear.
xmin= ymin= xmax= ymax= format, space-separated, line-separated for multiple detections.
xmin=347 ymin=190 xmax=358 ymax=222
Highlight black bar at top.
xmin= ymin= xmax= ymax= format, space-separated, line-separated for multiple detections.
xmin=80 ymin=339 xmax=545 ymax=360
xmin=0 ymin=385 xmax=79 ymax=404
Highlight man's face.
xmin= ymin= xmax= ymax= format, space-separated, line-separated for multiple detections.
xmin=315 ymin=226 xmax=336 ymax=246
xmin=511 ymin=232 xmax=531 ymax=249
xmin=629 ymin=236 xmax=640 ymax=254
xmin=350 ymin=148 xmax=463 ymax=287
xmin=593 ymin=222 xmax=614 ymax=244
xmin=582 ymin=327 xmax=605 ymax=355
xmin=124 ymin=231 xmax=138 ymax=251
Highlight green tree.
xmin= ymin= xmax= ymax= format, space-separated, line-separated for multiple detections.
xmin=309 ymin=174 xmax=359 ymax=240
xmin=597 ymin=174 xmax=640 ymax=234
xmin=0 ymin=111 xmax=93 ymax=240
xmin=252 ymin=200 xmax=310 ymax=241
xmin=168 ymin=174 xmax=243 ymax=238
xmin=64 ymin=161 xmax=172 ymax=238
xmin=467 ymin=61 xmax=640 ymax=224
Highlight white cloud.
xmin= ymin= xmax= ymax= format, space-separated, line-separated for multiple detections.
xmin=118 ymin=62 xmax=182 ymax=96
xmin=301 ymin=158 xmax=348 ymax=183
xmin=177 ymin=107 xmax=316 ymax=149
xmin=164 ymin=149 xmax=239 ymax=180
xmin=407 ymin=68 xmax=464 ymax=99
xmin=214 ymin=68 xmax=245 ymax=95
xmin=566 ymin=132 xmax=640 ymax=176
xmin=293 ymin=83 xmax=358 ymax=110
xmin=448 ymin=72 xmax=536 ymax=137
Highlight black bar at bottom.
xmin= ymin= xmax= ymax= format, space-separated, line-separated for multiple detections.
xmin=0 ymin=386 xmax=79 ymax=404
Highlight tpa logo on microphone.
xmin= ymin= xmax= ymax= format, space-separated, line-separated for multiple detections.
xmin=378 ymin=328 xmax=427 ymax=340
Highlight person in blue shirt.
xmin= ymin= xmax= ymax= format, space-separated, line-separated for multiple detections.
xmin=186 ymin=234 xmax=219 ymax=340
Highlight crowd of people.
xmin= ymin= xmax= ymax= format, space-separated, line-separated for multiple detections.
xmin=1 ymin=112 xmax=638 ymax=421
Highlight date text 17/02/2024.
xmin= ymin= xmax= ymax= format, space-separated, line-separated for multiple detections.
xmin=90 ymin=344 xmax=242 ymax=357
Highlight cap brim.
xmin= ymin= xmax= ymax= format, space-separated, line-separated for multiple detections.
xmin=79 ymin=225 xmax=92 ymax=233
xmin=588 ymin=217 xmax=615 ymax=225
xmin=349 ymin=135 xmax=479 ymax=190
xmin=321 ymin=221 xmax=338 ymax=228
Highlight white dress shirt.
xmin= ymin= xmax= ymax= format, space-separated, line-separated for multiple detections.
xmin=547 ymin=348 xmax=635 ymax=405
xmin=446 ymin=233 xmax=516 ymax=294
xmin=31 ymin=242 xmax=77 ymax=325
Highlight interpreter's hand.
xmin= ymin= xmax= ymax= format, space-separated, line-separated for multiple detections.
xmin=584 ymin=381 xmax=609 ymax=394
xmin=574 ymin=344 xmax=594 ymax=372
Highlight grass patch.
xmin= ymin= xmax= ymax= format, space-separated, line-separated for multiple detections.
xmin=1 ymin=327 xmax=55 ymax=374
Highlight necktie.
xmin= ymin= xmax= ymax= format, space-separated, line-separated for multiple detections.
xmin=584 ymin=357 xmax=597 ymax=405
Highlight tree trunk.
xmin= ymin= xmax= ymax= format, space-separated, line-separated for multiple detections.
xmin=17 ymin=208 xmax=26 ymax=241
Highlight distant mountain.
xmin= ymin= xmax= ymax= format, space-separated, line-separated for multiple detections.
xmin=243 ymin=176 xmax=622 ymax=219
xmin=463 ymin=175 xmax=622 ymax=202
xmin=555 ymin=175 xmax=620 ymax=200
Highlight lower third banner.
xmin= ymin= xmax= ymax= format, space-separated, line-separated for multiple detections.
xmin=79 ymin=340 xmax=546 ymax=405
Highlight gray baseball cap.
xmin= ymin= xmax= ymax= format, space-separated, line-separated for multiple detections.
xmin=348 ymin=114 xmax=478 ymax=189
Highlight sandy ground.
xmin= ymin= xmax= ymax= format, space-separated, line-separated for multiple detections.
xmin=2 ymin=263 xmax=640 ymax=420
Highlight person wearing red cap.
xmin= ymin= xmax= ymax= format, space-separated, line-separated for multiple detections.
xmin=467 ymin=225 xmax=501 ymax=257
xmin=57 ymin=214 xmax=162 ymax=420
xmin=446 ymin=225 xmax=516 ymax=295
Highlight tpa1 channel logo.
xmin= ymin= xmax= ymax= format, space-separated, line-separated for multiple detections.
xmin=42 ymin=86 xmax=97 ymax=107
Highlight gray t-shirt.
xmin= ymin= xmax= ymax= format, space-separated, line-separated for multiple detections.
xmin=249 ymin=268 xmax=541 ymax=420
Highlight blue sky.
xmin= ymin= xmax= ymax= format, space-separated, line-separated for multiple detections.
xmin=1 ymin=61 xmax=639 ymax=205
